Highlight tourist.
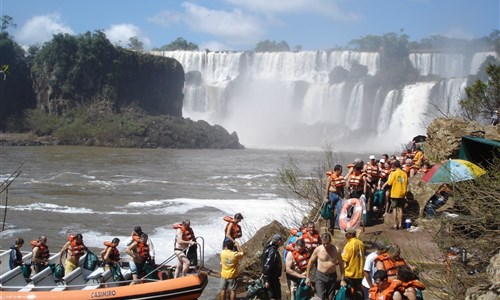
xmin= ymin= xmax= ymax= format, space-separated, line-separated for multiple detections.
xmin=59 ymin=233 xmax=87 ymax=274
xmin=127 ymin=226 xmax=156 ymax=261
xmin=9 ymin=237 xmax=24 ymax=270
xmin=362 ymin=241 xmax=389 ymax=299
xmin=382 ymin=160 xmax=408 ymax=230
xmin=126 ymin=233 xmax=151 ymax=285
xmin=324 ymin=165 xmax=346 ymax=232
xmin=342 ymin=227 xmax=366 ymax=300
xmin=392 ymin=265 xmax=425 ymax=300
xmin=220 ymin=239 xmax=245 ymax=300
xmin=102 ymin=238 xmax=121 ymax=269
xmin=224 ymin=213 xmax=244 ymax=244
xmin=364 ymin=155 xmax=380 ymax=210
xmin=299 ymin=221 xmax=320 ymax=253
xmin=346 ymin=162 xmax=368 ymax=199
xmin=174 ymin=219 xmax=196 ymax=278
xmin=285 ymin=239 xmax=309 ymax=300
xmin=367 ymin=270 xmax=398 ymax=300
xmin=262 ymin=233 xmax=284 ymax=300
xmin=30 ymin=235 xmax=50 ymax=274
xmin=306 ymin=232 xmax=345 ymax=300
xmin=375 ymin=245 xmax=408 ymax=281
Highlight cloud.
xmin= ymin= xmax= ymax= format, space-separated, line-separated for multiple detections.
xmin=182 ymin=2 xmax=265 ymax=45
xmin=16 ymin=14 xmax=74 ymax=46
xmin=104 ymin=24 xmax=152 ymax=49
xmin=224 ymin=0 xmax=360 ymax=21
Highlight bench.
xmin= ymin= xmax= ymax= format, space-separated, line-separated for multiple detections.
xmin=0 ymin=266 xmax=29 ymax=291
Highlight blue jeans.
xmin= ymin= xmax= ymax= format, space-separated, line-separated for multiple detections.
xmin=328 ymin=192 xmax=343 ymax=229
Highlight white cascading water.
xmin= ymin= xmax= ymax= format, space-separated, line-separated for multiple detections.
xmin=152 ymin=50 xmax=497 ymax=151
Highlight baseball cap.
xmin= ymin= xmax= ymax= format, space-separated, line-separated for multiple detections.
xmin=369 ymin=155 xmax=376 ymax=160
xmin=380 ymin=158 xmax=386 ymax=163
xmin=272 ymin=234 xmax=284 ymax=242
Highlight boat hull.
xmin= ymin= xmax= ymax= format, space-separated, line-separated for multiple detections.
xmin=0 ymin=273 xmax=208 ymax=300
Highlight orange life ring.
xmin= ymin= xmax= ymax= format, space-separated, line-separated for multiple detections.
xmin=339 ymin=198 xmax=363 ymax=231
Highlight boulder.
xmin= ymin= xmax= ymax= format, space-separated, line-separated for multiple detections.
xmin=239 ymin=220 xmax=288 ymax=279
xmin=424 ymin=118 xmax=500 ymax=164
xmin=487 ymin=250 xmax=500 ymax=285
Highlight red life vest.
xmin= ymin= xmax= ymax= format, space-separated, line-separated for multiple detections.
xmin=394 ymin=279 xmax=426 ymax=292
xmin=379 ymin=168 xmax=392 ymax=180
xmin=301 ymin=229 xmax=320 ymax=250
xmin=223 ymin=216 xmax=242 ymax=239
xmin=292 ymin=249 xmax=310 ymax=272
xmin=30 ymin=240 xmax=50 ymax=259
xmin=137 ymin=241 xmax=150 ymax=259
xmin=102 ymin=241 xmax=120 ymax=262
xmin=375 ymin=253 xmax=407 ymax=278
xmin=173 ymin=223 xmax=195 ymax=241
xmin=67 ymin=235 xmax=85 ymax=256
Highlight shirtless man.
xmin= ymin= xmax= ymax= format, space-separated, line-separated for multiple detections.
xmin=306 ymin=233 xmax=346 ymax=300
xmin=174 ymin=220 xmax=196 ymax=278
xmin=59 ymin=233 xmax=87 ymax=274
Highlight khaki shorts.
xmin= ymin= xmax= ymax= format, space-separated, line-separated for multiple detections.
xmin=220 ymin=277 xmax=238 ymax=291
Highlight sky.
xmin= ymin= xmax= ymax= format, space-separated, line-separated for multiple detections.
xmin=1 ymin=0 xmax=499 ymax=51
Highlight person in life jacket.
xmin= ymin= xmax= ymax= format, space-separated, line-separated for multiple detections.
xmin=59 ymin=233 xmax=88 ymax=275
xmin=375 ymin=245 xmax=408 ymax=282
xmin=224 ymin=213 xmax=243 ymax=244
xmin=377 ymin=160 xmax=393 ymax=215
xmin=126 ymin=233 xmax=150 ymax=285
xmin=285 ymin=239 xmax=310 ymax=300
xmin=324 ymin=164 xmax=346 ymax=233
xmin=368 ymin=270 xmax=401 ymax=300
xmin=391 ymin=265 xmax=425 ymax=300
xmin=364 ymin=155 xmax=380 ymax=211
xmin=127 ymin=225 xmax=156 ymax=263
xmin=173 ymin=219 xmax=196 ymax=278
xmin=101 ymin=238 xmax=121 ymax=269
xmin=346 ymin=163 xmax=368 ymax=199
xmin=299 ymin=221 xmax=320 ymax=254
xmin=30 ymin=235 xmax=50 ymax=274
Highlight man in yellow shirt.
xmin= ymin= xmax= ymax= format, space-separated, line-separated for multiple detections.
xmin=220 ymin=239 xmax=245 ymax=300
xmin=382 ymin=160 xmax=408 ymax=230
xmin=342 ymin=227 xmax=365 ymax=300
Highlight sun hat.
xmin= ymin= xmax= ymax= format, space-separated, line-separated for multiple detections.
xmin=369 ymin=155 xmax=376 ymax=160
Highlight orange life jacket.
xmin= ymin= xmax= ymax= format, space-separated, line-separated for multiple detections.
xmin=137 ymin=241 xmax=150 ymax=259
xmin=285 ymin=243 xmax=296 ymax=252
xmin=393 ymin=279 xmax=426 ymax=292
xmin=223 ymin=216 xmax=242 ymax=239
xmin=30 ymin=240 xmax=50 ymax=259
xmin=329 ymin=173 xmax=346 ymax=188
xmin=292 ymin=249 xmax=310 ymax=272
xmin=301 ymin=229 xmax=320 ymax=250
xmin=368 ymin=281 xmax=401 ymax=300
xmin=67 ymin=235 xmax=85 ymax=256
xmin=102 ymin=241 xmax=120 ymax=262
xmin=348 ymin=173 xmax=365 ymax=188
xmin=365 ymin=163 xmax=380 ymax=179
xmin=375 ymin=254 xmax=407 ymax=278
xmin=173 ymin=223 xmax=195 ymax=241
xmin=379 ymin=168 xmax=392 ymax=180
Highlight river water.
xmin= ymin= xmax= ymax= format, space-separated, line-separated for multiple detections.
xmin=0 ymin=146 xmax=362 ymax=298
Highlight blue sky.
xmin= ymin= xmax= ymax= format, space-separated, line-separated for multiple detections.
xmin=2 ymin=0 xmax=499 ymax=51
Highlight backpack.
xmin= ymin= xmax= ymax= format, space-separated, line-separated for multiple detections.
xmin=83 ymin=251 xmax=99 ymax=271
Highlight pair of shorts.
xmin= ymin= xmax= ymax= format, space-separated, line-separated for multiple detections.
xmin=219 ymin=277 xmax=238 ymax=291
xmin=390 ymin=197 xmax=405 ymax=209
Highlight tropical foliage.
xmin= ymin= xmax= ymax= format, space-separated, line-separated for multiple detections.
xmin=153 ymin=37 xmax=199 ymax=51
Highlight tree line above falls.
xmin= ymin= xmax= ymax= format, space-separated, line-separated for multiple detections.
xmin=0 ymin=18 xmax=499 ymax=148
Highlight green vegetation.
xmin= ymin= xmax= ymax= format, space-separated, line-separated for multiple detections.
xmin=460 ymin=63 xmax=500 ymax=122
xmin=153 ymin=37 xmax=199 ymax=51
xmin=254 ymin=39 xmax=290 ymax=52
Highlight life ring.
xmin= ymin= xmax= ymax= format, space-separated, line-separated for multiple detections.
xmin=339 ymin=198 xmax=363 ymax=231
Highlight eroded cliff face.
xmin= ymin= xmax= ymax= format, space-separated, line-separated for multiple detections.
xmin=423 ymin=118 xmax=500 ymax=164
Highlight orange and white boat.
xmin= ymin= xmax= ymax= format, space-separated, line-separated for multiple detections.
xmin=0 ymin=241 xmax=208 ymax=300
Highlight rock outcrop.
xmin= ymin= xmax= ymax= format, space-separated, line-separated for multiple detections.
xmin=465 ymin=250 xmax=500 ymax=299
xmin=424 ymin=118 xmax=500 ymax=164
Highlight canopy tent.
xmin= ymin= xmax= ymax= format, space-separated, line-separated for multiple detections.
xmin=458 ymin=136 xmax=500 ymax=168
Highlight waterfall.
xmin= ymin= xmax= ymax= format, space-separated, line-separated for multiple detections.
xmin=152 ymin=50 xmax=494 ymax=150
